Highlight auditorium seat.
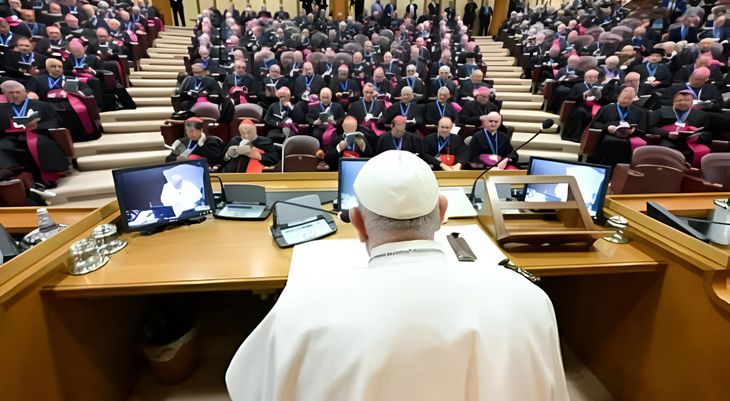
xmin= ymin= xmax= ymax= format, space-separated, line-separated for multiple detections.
xmin=701 ymin=154 xmax=730 ymax=190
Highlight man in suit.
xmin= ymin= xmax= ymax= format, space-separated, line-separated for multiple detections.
xmin=700 ymin=15 xmax=730 ymax=41
xmin=405 ymin=0 xmax=418 ymax=18
xmin=668 ymin=19 xmax=699 ymax=43
xmin=170 ymin=0 xmax=185 ymax=26
xmin=478 ymin=1 xmax=493 ymax=36
xmin=464 ymin=0 xmax=478 ymax=31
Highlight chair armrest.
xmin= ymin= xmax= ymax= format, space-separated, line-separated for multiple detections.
xmin=559 ymin=100 xmax=576 ymax=125
xmin=48 ymin=128 xmax=74 ymax=158
xmin=681 ymin=175 xmax=725 ymax=192
xmin=580 ymin=128 xmax=602 ymax=156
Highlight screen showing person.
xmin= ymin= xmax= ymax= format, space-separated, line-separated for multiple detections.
xmin=525 ymin=157 xmax=612 ymax=218
xmin=337 ymin=158 xmax=369 ymax=211
xmin=113 ymin=160 xmax=214 ymax=231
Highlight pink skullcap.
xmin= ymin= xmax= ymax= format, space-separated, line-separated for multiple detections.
xmin=475 ymin=86 xmax=490 ymax=97
xmin=693 ymin=66 xmax=711 ymax=77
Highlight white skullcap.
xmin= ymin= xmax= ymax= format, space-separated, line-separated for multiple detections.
xmin=354 ymin=151 xmax=439 ymax=220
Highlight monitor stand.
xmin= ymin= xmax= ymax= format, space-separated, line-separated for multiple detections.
xmin=141 ymin=216 xmax=207 ymax=236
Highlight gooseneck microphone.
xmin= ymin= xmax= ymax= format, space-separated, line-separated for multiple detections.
xmin=468 ymin=119 xmax=555 ymax=207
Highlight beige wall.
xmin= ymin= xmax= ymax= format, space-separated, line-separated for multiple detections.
xmin=183 ymin=0 xmax=299 ymax=25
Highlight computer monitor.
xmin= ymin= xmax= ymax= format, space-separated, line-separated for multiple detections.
xmin=337 ymin=158 xmax=369 ymax=212
xmin=525 ymin=157 xmax=612 ymax=220
xmin=113 ymin=159 xmax=216 ymax=232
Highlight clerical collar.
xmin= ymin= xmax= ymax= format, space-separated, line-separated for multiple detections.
xmin=369 ymin=240 xmax=445 ymax=265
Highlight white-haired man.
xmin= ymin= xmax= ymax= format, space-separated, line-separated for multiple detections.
xmin=226 ymin=150 xmax=569 ymax=401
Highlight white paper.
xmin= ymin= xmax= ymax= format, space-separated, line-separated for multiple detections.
xmin=289 ymin=224 xmax=507 ymax=282
xmin=439 ymin=187 xmax=477 ymax=218
xmin=280 ymin=218 xmax=333 ymax=245
xmin=450 ymin=125 xmax=461 ymax=135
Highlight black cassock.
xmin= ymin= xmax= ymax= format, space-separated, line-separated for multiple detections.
xmin=35 ymin=74 xmax=101 ymax=142
xmin=0 ymin=100 xmax=68 ymax=183
xmin=468 ymin=129 xmax=518 ymax=164
xmin=349 ymin=99 xmax=386 ymax=125
xmin=165 ymin=135 xmax=224 ymax=166
xmin=324 ymin=131 xmax=376 ymax=171
xmin=589 ymin=103 xmax=648 ymax=166
xmin=424 ymin=101 xmax=459 ymax=125
xmin=649 ymin=106 xmax=710 ymax=164
xmin=380 ymin=101 xmax=423 ymax=131
xmin=460 ymin=100 xmax=499 ymax=126
xmin=221 ymin=136 xmax=279 ymax=172
xmin=392 ymin=77 xmax=426 ymax=97
xmin=421 ymin=133 xmax=469 ymax=169
xmin=292 ymin=74 xmax=326 ymax=101
xmin=375 ymin=132 xmax=423 ymax=155
xmin=179 ymin=76 xmax=223 ymax=109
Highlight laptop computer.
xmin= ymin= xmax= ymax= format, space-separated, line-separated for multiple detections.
xmin=525 ymin=157 xmax=613 ymax=222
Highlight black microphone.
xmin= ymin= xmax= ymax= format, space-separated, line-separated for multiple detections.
xmin=210 ymin=175 xmax=228 ymax=205
xmin=270 ymin=200 xmax=350 ymax=224
xmin=468 ymin=118 xmax=555 ymax=207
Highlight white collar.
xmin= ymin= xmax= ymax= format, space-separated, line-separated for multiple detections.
xmin=197 ymin=132 xmax=207 ymax=147
xmin=369 ymin=240 xmax=445 ymax=266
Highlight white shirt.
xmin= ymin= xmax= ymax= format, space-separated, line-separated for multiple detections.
xmin=159 ymin=179 xmax=202 ymax=216
xmin=226 ymin=240 xmax=569 ymax=401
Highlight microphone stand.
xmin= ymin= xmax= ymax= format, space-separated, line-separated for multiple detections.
xmin=468 ymin=119 xmax=555 ymax=208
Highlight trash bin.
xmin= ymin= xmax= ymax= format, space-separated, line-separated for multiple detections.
xmin=142 ymin=300 xmax=200 ymax=385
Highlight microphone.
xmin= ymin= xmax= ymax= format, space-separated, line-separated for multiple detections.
xmin=468 ymin=118 xmax=555 ymax=207
xmin=210 ymin=175 xmax=228 ymax=205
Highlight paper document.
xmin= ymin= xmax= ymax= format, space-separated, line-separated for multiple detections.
xmin=439 ymin=187 xmax=477 ymax=218
xmin=288 ymin=224 xmax=507 ymax=283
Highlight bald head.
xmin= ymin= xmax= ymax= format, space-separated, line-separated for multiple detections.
xmin=343 ymin=116 xmax=358 ymax=133
xmin=689 ymin=67 xmax=710 ymax=87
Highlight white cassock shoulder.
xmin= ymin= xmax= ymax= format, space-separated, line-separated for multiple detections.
xmin=226 ymin=249 xmax=569 ymax=401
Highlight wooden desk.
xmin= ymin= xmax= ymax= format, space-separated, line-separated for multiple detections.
xmin=41 ymin=172 xmax=662 ymax=297
xmin=4 ymin=176 xmax=729 ymax=401
xmin=0 ymin=207 xmax=97 ymax=234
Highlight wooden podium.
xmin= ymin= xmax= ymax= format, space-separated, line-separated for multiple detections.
xmin=477 ymin=175 xmax=613 ymax=250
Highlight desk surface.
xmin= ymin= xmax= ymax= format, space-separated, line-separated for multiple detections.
xmin=43 ymin=217 xmax=663 ymax=297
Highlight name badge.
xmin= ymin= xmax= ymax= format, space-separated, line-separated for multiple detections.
xmin=692 ymin=99 xmax=700 ymax=105
xmin=675 ymin=122 xmax=686 ymax=128
xmin=12 ymin=121 xmax=26 ymax=129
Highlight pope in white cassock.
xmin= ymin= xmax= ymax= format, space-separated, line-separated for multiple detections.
xmin=226 ymin=151 xmax=569 ymax=401
xmin=159 ymin=174 xmax=202 ymax=217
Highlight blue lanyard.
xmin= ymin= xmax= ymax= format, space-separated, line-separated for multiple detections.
xmin=69 ymin=5 xmax=77 ymax=13
xmin=685 ymin=83 xmax=701 ymax=99
xmin=186 ymin=141 xmax=198 ymax=152
xmin=387 ymin=62 xmax=393 ymax=72
xmin=202 ymin=59 xmax=210 ymax=69
xmin=234 ymin=74 xmax=243 ymax=86
xmin=645 ymin=62 xmax=657 ymax=77
xmin=320 ymin=103 xmax=330 ymax=112
xmin=483 ymin=129 xmax=498 ymax=154
xmin=48 ymin=76 xmax=63 ymax=89
xmin=437 ymin=78 xmax=445 ymax=88
xmin=392 ymin=136 xmax=403 ymax=150
xmin=674 ymin=109 xmax=690 ymax=123
xmin=0 ymin=32 xmax=13 ymax=46
xmin=194 ymin=78 xmax=202 ymax=91
xmin=435 ymin=101 xmax=445 ymax=117
xmin=399 ymin=102 xmax=410 ymax=116
xmin=304 ymin=74 xmax=314 ymax=88
xmin=73 ymin=55 xmax=86 ymax=68
xmin=326 ymin=63 xmax=332 ymax=72
xmin=11 ymin=98 xmax=29 ymax=118
xmin=340 ymin=80 xmax=349 ymax=91
xmin=31 ymin=23 xmax=38 ymax=35
xmin=584 ymin=82 xmax=593 ymax=90
xmin=406 ymin=77 xmax=415 ymax=88
xmin=436 ymin=135 xmax=450 ymax=154
xmin=616 ymin=104 xmax=628 ymax=122
xmin=21 ymin=53 xmax=34 ymax=64
xmin=362 ymin=99 xmax=374 ymax=114
xmin=132 ymin=15 xmax=139 ymax=23
xmin=467 ymin=64 xmax=476 ymax=75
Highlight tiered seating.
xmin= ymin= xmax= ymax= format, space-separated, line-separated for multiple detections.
xmin=49 ymin=26 xmax=195 ymax=205
xmin=473 ymin=37 xmax=576 ymax=162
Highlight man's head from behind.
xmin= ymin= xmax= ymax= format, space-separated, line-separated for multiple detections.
xmin=350 ymin=151 xmax=447 ymax=254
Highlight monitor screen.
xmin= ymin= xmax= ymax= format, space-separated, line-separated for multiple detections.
xmin=337 ymin=158 xmax=369 ymax=211
xmin=525 ymin=157 xmax=612 ymax=218
xmin=113 ymin=159 xmax=215 ymax=232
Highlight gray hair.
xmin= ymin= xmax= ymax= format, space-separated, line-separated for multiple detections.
xmin=358 ymin=204 xmax=441 ymax=242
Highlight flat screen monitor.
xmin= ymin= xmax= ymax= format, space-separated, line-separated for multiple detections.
xmin=337 ymin=158 xmax=369 ymax=212
xmin=525 ymin=157 xmax=612 ymax=219
xmin=113 ymin=159 xmax=215 ymax=232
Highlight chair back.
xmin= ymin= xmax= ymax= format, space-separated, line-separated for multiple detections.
xmin=334 ymin=52 xmax=353 ymax=66
xmin=342 ymin=43 xmax=363 ymax=54
xmin=701 ymin=153 xmax=730 ymax=189
xmin=233 ymin=103 xmax=264 ymax=121
xmin=191 ymin=102 xmax=221 ymax=120
xmin=282 ymin=136 xmax=320 ymax=172
xmin=611 ymin=164 xmax=685 ymax=194
xmin=632 ymin=145 xmax=687 ymax=171
xmin=609 ymin=25 xmax=633 ymax=39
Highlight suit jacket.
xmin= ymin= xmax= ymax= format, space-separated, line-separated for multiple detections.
xmin=264 ymin=101 xmax=295 ymax=127
xmin=668 ymin=26 xmax=699 ymax=43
